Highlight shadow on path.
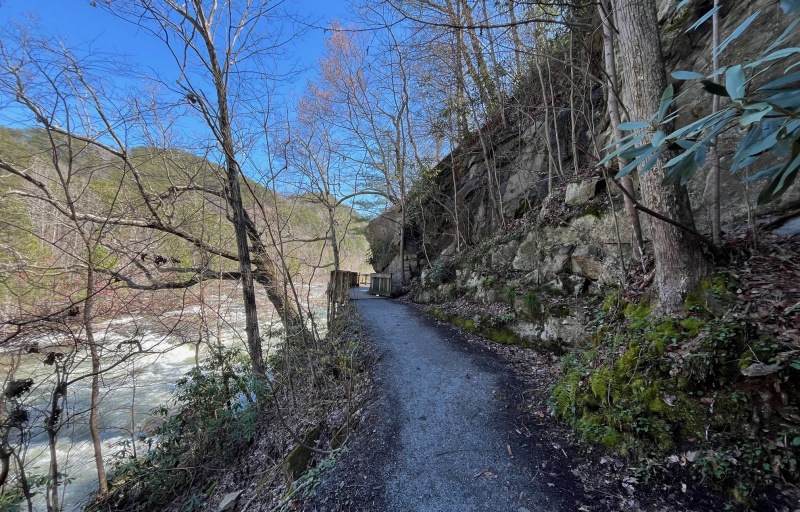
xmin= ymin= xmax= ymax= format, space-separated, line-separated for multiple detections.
xmin=311 ymin=288 xmax=584 ymax=511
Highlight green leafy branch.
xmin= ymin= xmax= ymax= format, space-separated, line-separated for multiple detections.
xmin=600 ymin=3 xmax=800 ymax=205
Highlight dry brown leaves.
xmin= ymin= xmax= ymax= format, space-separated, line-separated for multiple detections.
xmin=728 ymin=233 xmax=800 ymax=346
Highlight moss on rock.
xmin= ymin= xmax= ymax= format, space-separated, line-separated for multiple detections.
xmin=550 ymin=280 xmax=800 ymax=502
xmin=486 ymin=327 xmax=519 ymax=345
xmin=283 ymin=424 xmax=323 ymax=483
xmin=428 ymin=310 xmax=524 ymax=348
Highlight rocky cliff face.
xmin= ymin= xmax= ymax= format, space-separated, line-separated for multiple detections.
xmin=366 ymin=0 xmax=799 ymax=349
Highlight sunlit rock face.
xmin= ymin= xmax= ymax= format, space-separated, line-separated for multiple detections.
xmin=364 ymin=0 xmax=799 ymax=346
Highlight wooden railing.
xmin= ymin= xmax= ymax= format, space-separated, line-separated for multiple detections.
xmin=329 ymin=270 xmax=358 ymax=301
xmin=368 ymin=273 xmax=392 ymax=297
xmin=328 ymin=270 xmax=359 ymax=326
xmin=328 ymin=271 xmax=391 ymax=324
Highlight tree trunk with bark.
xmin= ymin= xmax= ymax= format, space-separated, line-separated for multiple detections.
xmin=182 ymin=0 xmax=310 ymax=373
xmin=190 ymin=10 xmax=261 ymax=372
xmin=613 ymin=0 xmax=709 ymax=311
xmin=599 ymin=0 xmax=644 ymax=259
xmin=506 ymin=0 xmax=524 ymax=71
xmin=709 ymin=0 xmax=722 ymax=246
xmin=84 ymin=265 xmax=108 ymax=499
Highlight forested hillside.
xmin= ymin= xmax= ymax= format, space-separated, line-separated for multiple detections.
xmin=0 ymin=125 xmax=370 ymax=319
xmin=0 ymin=120 xmax=370 ymax=510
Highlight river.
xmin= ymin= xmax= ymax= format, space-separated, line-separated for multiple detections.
xmin=3 ymin=282 xmax=328 ymax=511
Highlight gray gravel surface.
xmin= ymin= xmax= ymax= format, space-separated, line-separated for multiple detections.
xmin=308 ymin=290 xmax=585 ymax=511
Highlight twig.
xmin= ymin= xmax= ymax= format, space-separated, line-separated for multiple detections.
xmin=761 ymin=208 xmax=800 ymax=230
xmin=268 ymin=478 xmax=313 ymax=512
xmin=604 ymin=170 xmax=718 ymax=252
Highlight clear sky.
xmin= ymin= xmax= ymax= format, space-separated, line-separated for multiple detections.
xmin=0 ymin=0 xmax=358 ymax=181
xmin=0 ymin=0 xmax=353 ymax=96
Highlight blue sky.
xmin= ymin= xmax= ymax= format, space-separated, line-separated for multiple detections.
xmin=0 ymin=1 xmax=376 ymax=200
xmin=0 ymin=0 xmax=352 ymax=95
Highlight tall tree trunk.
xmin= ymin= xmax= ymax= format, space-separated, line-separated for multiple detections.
xmin=329 ymin=208 xmax=341 ymax=272
xmin=393 ymin=100 xmax=408 ymax=285
xmin=614 ymin=0 xmax=709 ymax=311
xmin=460 ymin=0 xmax=496 ymax=109
xmin=327 ymin=206 xmax=341 ymax=327
xmin=45 ymin=368 xmax=65 ymax=512
xmin=709 ymin=0 xmax=722 ymax=246
xmin=156 ymin=0 xmax=315 ymax=373
xmin=569 ymin=31 xmax=579 ymax=175
xmin=599 ymin=0 xmax=644 ymax=258
xmin=220 ymin=106 xmax=264 ymax=375
xmin=84 ymin=266 xmax=108 ymax=499
xmin=506 ymin=0 xmax=524 ymax=72
xmin=454 ymin=54 xmax=471 ymax=140
xmin=542 ymin=32 xmax=566 ymax=178
xmin=14 ymin=450 xmax=33 ymax=512
xmin=480 ymin=0 xmax=506 ymax=125
xmin=190 ymin=0 xmax=264 ymax=374
xmin=46 ymin=426 xmax=59 ymax=512
xmin=532 ymin=27 xmax=557 ymax=193
xmin=448 ymin=0 xmax=494 ymax=113
xmin=400 ymin=207 xmax=406 ymax=285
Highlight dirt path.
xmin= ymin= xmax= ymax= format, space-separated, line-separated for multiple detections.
xmin=308 ymin=289 xmax=585 ymax=511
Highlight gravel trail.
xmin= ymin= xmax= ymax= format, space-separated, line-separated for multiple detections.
xmin=310 ymin=289 xmax=584 ymax=511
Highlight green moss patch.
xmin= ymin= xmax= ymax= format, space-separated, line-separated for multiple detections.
xmin=551 ymin=278 xmax=800 ymax=505
xmin=428 ymin=310 xmax=529 ymax=348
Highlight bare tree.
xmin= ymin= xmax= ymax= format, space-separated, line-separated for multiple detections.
xmin=598 ymin=0 xmax=644 ymax=258
xmin=101 ymin=0 xmax=321 ymax=374
xmin=313 ymin=22 xmax=422 ymax=282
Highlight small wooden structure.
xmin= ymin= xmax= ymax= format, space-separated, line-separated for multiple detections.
xmin=329 ymin=270 xmax=358 ymax=302
xmin=328 ymin=270 xmax=359 ymax=327
xmin=358 ymin=273 xmax=369 ymax=286
xmin=368 ymin=273 xmax=393 ymax=297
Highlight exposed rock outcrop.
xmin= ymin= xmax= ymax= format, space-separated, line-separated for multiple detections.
xmin=365 ymin=0 xmax=799 ymax=349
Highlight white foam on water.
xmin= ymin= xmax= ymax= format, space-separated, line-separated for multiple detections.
xmin=20 ymin=435 xmax=129 ymax=512
xmin=3 ymin=289 xmax=304 ymax=511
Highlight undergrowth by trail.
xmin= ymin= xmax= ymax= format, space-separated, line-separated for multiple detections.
xmin=552 ymin=270 xmax=800 ymax=509
xmin=90 ymin=304 xmax=371 ymax=512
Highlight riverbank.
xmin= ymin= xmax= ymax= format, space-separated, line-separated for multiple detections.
xmin=92 ymin=299 xmax=373 ymax=511
xmin=0 ymin=278 xmax=331 ymax=511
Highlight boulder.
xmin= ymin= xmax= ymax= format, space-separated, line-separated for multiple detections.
xmin=565 ymin=180 xmax=599 ymax=206
xmin=511 ymin=310 xmax=587 ymax=349
xmin=365 ymin=209 xmax=402 ymax=272
xmin=512 ymin=234 xmax=541 ymax=271
xmin=490 ymin=240 xmax=520 ymax=268
xmin=539 ymin=245 xmax=574 ymax=281
xmin=475 ymin=287 xmax=499 ymax=305
xmin=218 ymin=491 xmax=242 ymax=512
xmin=414 ymin=289 xmax=435 ymax=304
xmin=283 ymin=424 xmax=323 ymax=483
xmin=500 ymin=156 xmax=545 ymax=206
xmin=547 ymin=274 xmax=587 ymax=296
xmin=570 ymin=245 xmax=605 ymax=281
